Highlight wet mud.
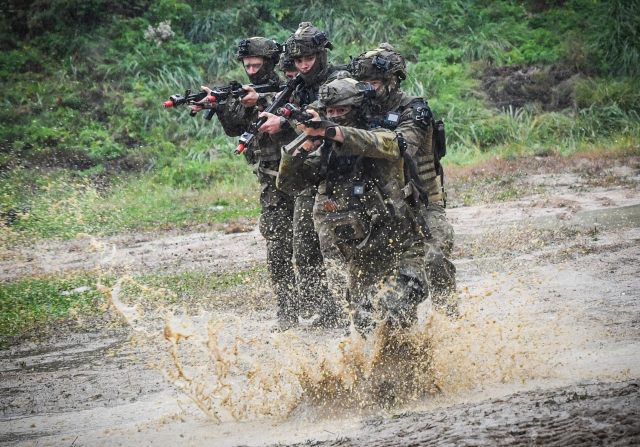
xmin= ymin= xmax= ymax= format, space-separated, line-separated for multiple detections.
xmin=278 ymin=380 xmax=640 ymax=446
xmin=1 ymin=155 xmax=639 ymax=446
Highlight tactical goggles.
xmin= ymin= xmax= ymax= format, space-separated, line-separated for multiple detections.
xmin=312 ymin=31 xmax=328 ymax=46
xmin=355 ymin=82 xmax=376 ymax=100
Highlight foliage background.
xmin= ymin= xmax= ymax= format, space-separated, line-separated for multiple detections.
xmin=1 ymin=0 xmax=639 ymax=235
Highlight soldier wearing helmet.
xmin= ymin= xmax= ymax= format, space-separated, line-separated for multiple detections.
xmin=277 ymin=77 xmax=430 ymax=333
xmin=277 ymin=52 xmax=298 ymax=81
xmin=258 ymin=23 xmax=343 ymax=330
xmin=189 ymin=37 xmax=303 ymax=331
xmin=348 ymin=44 xmax=457 ymax=314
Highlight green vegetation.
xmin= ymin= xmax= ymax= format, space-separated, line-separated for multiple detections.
xmin=0 ymin=266 xmax=268 ymax=347
xmin=136 ymin=265 xmax=269 ymax=305
xmin=0 ymin=272 xmax=106 ymax=345
xmin=1 ymin=162 xmax=259 ymax=243
xmin=1 ymin=0 xmax=639 ymax=239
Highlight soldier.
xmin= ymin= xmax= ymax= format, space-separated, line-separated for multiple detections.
xmin=190 ymin=37 xmax=300 ymax=330
xmin=277 ymin=52 xmax=298 ymax=81
xmin=348 ymin=44 xmax=457 ymax=313
xmin=259 ymin=22 xmax=343 ymax=328
xmin=277 ymin=76 xmax=430 ymax=333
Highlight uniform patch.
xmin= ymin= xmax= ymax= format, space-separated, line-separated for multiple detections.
xmin=322 ymin=198 xmax=349 ymax=212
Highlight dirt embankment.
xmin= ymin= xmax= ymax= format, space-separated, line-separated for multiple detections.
xmin=1 ymin=152 xmax=639 ymax=446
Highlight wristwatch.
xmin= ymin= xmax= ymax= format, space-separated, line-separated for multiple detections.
xmin=325 ymin=126 xmax=337 ymax=140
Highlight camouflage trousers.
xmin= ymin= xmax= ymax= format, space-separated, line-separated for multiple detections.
xmin=314 ymin=203 xmax=429 ymax=332
xmin=258 ymin=175 xmax=297 ymax=323
xmin=293 ymin=194 xmax=340 ymax=319
xmin=421 ymin=203 xmax=457 ymax=309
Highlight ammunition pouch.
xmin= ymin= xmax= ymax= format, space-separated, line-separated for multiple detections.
xmin=322 ymin=209 xmax=370 ymax=241
xmin=316 ymin=179 xmax=386 ymax=246
xmin=433 ymin=119 xmax=446 ymax=160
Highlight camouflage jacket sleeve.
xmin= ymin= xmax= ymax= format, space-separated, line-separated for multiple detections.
xmin=335 ymin=127 xmax=401 ymax=160
xmin=277 ymin=147 xmax=323 ymax=194
xmin=216 ymin=98 xmax=256 ymax=137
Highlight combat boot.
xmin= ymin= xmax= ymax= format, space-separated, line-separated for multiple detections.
xmin=272 ymin=291 xmax=299 ymax=332
xmin=378 ymin=276 xmax=426 ymax=330
xmin=427 ymin=253 xmax=457 ymax=315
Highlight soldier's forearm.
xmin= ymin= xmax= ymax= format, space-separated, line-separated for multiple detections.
xmin=334 ymin=126 xmax=401 ymax=160
xmin=276 ymin=150 xmax=317 ymax=194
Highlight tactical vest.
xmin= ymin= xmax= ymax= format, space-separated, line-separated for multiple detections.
xmin=366 ymin=96 xmax=447 ymax=206
xmin=317 ymin=147 xmax=413 ymax=244
xmin=295 ymin=83 xmax=321 ymax=107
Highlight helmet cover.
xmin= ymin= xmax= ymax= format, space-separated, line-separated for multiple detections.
xmin=285 ymin=22 xmax=333 ymax=58
xmin=236 ymin=37 xmax=282 ymax=84
xmin=236 ymin=37 xmax=281 ymax=63
xmin=348 ymin=42 xmax=407 ymax=81
xmin=318 ymin=77 xmax=368 ymax=109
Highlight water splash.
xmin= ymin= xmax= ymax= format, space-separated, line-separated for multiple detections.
xmin=102 ymin=272 xmax=566 ymax=422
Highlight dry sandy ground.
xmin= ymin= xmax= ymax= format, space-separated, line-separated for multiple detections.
xmin=1 ymin=156 xmax=639 ymax=446
xmin=2 ymin=168 xmax=639 ymax=281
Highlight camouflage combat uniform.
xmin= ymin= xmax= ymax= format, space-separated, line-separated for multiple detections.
xmin=280 ymin=23 xmax=342 ymax=324
xmin=215 ymin=38 xmax=300 ymax=326
xmin=349 ymin=44 xmax=457 ymax=309
xmin=278 ymin=77 xmax=429 ymax=333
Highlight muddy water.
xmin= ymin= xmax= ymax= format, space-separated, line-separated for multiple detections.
xmin=2 ymin=200 xmax=640 ymax=445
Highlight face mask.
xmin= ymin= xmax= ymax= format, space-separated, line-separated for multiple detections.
xmin=247 ymin=59 xmax=276 ymax=85
xmin=372 ymin=77 xmax=400 ymax=111
xmin=331 ymin=109 xmax=357 ymax=127
xmin=299 ymin=50 xmax=328 ymax=86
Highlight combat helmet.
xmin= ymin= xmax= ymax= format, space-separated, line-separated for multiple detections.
xmin=324 ymin=69 xmax=353 ymax=83
xmin=284 ymin=23 xmax=334 ymax=86
xmin=235 ymin=37 xmax=282 ymax=83
xmin=236 ymin=37 xmax=281 ymax=63
xmin=348 ymin=43 xmax=407 ymax=81
xmin=318 ymin=77 xmax=375 ymax=126
xmin=285 ymin=22 xmax=333 ymax=58
xmin=277 ymin=52 xmax=296 ymax=73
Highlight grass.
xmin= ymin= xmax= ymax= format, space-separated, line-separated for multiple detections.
xmin=82 ymin=174 xmax=260 ymax=235
xmin=1 ymin=159 xmax=260 ymax=244
xmin=0 ymin=265 xmax=271 ymax=348
xmin=0 ymin=272 xmax=107 ymax=347
xmin=134 ymin=266 xmax=271 ymax=310
xmin=2 ymin=0 xmax=639 ymax=173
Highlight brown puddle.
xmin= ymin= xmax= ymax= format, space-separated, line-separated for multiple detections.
xmin=102 ymin=272 xmax=572 ymax=423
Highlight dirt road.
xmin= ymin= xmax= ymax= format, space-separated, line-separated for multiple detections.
xmin=1 ymin=154 xmax=639 ymax=446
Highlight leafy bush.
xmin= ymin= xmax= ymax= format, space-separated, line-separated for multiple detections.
xmin=0 ymin=0 xmax=638 ymax=188
xmin=574 ymin=78 xmax=640 ymax=113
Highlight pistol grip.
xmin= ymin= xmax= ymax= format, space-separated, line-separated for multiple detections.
xmin=204 ymin=109 xmax=216 ymax=121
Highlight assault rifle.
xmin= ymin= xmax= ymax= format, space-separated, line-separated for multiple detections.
xmin=277 ymin=103 xmax=314 ymax=122
xmin=283 ymin=120 xmax=338 ymax=155
xmin=236 ymin=74 xmax=304 ymax=154
xmin=279 ymin=104 xmax=338 ymax=155
xmin=163 ymin=79 xmax=284 ymax=120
